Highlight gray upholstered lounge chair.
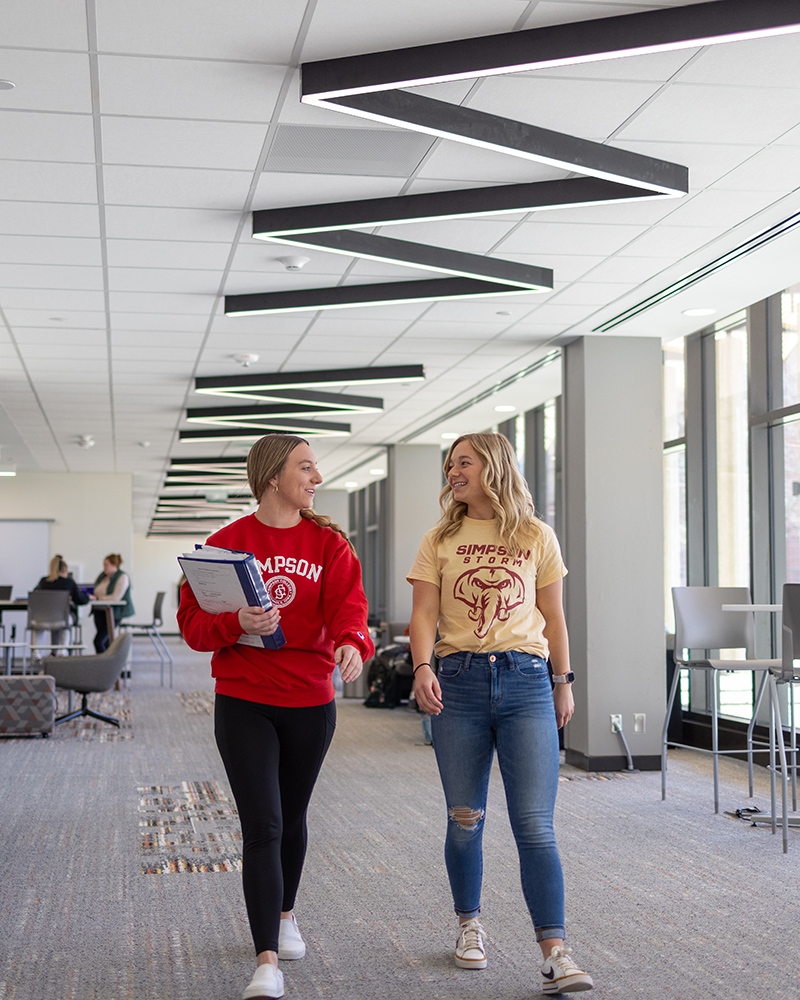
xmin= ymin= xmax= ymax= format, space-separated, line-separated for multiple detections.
xmin=46 ymin=632 xmax=131 ymax=728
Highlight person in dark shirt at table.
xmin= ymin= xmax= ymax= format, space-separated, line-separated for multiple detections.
xmin=34 ymin=554 xmax=89 ymax=653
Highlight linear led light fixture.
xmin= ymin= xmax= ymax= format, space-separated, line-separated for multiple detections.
xmin=179 ymin=418 xmax=352 ymax=442
xmin=195 ymin=364 xmax=424 ymax=395
xmin=188 ymin=389 xmax=382 ymax=421
xmin=186 ymin=400 xmax=382 ymax=431
xmin=301 ymin=0 xmax=800 ymax=96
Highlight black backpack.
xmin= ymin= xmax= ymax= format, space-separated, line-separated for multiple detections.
xmin=363 ymin=645 xmax=414 ymax=708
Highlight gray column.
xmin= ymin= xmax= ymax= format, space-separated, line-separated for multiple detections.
xmin=562 ymin=336 xmax=664 ymax=770
xmin=387 ymin=444 xmax=443 ymax=624
xmin=315 ymin=489 xmax=349 ymax=532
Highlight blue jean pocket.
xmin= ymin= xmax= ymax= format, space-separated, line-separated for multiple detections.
xmin=437 ymin=656 xmax=463 ymax=678
xmin=515 ymin=656 xmax=548 ymax=677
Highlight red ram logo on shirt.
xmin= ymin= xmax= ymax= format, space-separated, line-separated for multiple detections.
xmin=453 ymin=566 xmax=526 ymax=640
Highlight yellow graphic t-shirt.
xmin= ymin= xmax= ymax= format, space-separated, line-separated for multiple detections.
xmin=407 ymin=516 xmax=567 ymax=659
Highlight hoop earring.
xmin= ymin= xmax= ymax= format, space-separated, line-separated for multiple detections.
xmin=273 ymin=485 xmax=278 ymax=493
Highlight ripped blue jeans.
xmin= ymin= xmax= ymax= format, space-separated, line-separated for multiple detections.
xmin=431 ymin=650 xmax=565 ymax=941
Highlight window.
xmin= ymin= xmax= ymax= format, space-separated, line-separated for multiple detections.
xmin=713 ymin=316 xmax=752 ymax=720
xmin=543 ymin=399 xmax=557 ymax=529
xmin=715 ymin=317 xmax=750 ymax=590
xmin=663 ymin=338 xmax=686 ymax=634
xmin=783 ymin=285 xmax=800 ymax=583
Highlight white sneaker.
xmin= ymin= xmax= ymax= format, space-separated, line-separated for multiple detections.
xmin=278 ymin=914 xmax=306 ymax=960
xmin=540 ymin=945 xmax=593 ymax=993
xmin=454 ymin=918 xmax=487 ymax=969
xmin=242 ymin=963 xmax=284 ymax=999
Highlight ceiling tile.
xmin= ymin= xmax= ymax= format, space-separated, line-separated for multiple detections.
xmin=302 ymin=0 xmax=526 ymax=61
xmin=469 ymin=76 xmax=663 ymax=140
xmin=3 ymin=307 xmax=105 ymax=326
xmin=104 ymin=205 xmax=241 ymax=243
xmin=101 ymin=117 xmax=269 ymax=171
xmin=252 ymin=171 xmax=405 ymax=211
xmin=0 ymin=111 xmax=96 ymax=163
xmin=0 ymin=160 xmax=98 ymax=203
xmin=618 ymin=225 xmax=728 ymax=258
xmin=103 ymin=165 xmax=252 ymax=209
xmin=714 ymin=146 xmax=800 ymax=192
xmin=0 ymin=264 xmax=104 ymax=290
xmin=96 ymin=0 xmax=306 ymax=61
xmin=1 ymin=0 xmax=88 ymax=48
xmin=0 ymin=235 xmax=101 ymax=267
xmin=0 ymin=288 xmax=105 ymax=310
xmin=498 ymin=220 xmax=647 ymax=256
xmin=678 ymin=34 xmax=800 ymax=90
xmin=108 ymin=291 xmax=215 ymax=314
xmin=106 ymin=239 xmax=232 ymax=269
xmin=620 ymin=83 xmax=800 ymax=145
xmin=0 ymin=201 xmax=100 ymax=238
xmin=416 ymin=142 xmax=568 ymax=185
xmin=0 ymin=49 xmax=92 ymax=114
xmin=98 ymin=55 xmax=283 ymax=122
xmin=108 ymin=267 xmax=218 ymax=294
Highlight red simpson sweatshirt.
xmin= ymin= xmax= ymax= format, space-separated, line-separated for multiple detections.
xmin=178 ymin=513 xmax=374 ymax=707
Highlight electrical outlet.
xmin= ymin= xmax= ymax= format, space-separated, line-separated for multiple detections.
xmin=634 ymin=713 xmax=646 ymax=733
xmin=610 ymin=714 xmax=622 ymax=732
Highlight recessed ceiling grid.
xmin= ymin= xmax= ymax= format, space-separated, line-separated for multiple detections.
xmin=2 ymin=0 xmax=800 ymax=533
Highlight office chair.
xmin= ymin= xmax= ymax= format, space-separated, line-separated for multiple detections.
xmin=25 ymin=591 xmax=85 ymax=667
xmin=47 ymin=632 xmax=131 ymax=729
xmin=663 ymin=586 xmax=779 ymax=814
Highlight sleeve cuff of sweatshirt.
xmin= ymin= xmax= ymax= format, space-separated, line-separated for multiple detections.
xmin=338 ymin=630 xmax=374 ymax=660
xmin=219 ymin=611 xmax=244 ymax=644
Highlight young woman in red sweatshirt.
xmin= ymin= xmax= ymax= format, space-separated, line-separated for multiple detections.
xmin=178 ymin=434 xmax=374 ymax=1000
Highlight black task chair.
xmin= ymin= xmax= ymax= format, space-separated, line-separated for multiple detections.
xmin=122 ymin=591 xmax=173 ymax=687
xmin=47 ymin=632 xmax=131 ymax=729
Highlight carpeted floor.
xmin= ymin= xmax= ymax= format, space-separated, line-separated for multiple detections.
xmin=1 ymin=639 xmax=799 ymax=1000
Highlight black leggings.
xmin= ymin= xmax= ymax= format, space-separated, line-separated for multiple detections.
xmin=214 ymin=692 xmax=336 ymax=955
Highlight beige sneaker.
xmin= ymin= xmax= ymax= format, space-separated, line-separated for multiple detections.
xmin=541 ymin=945 xmax=593 ymax=993
xmin=454 ymin=918 xmax=487 ymax=969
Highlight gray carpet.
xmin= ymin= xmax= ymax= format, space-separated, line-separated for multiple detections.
xmin=2 ymin=640 xmax=799 ymax=1000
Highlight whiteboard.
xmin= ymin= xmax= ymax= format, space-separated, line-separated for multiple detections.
xmin=0 ymin=520 xmax=50 ymax=604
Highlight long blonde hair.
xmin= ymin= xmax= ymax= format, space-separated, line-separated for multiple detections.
xmin=431 ymin=432 xmax=542 ymax=553
xmin=246 ymin=434 xmax=356 ymax=554
xmin=47 ymin=554 xmax=67 ymax=582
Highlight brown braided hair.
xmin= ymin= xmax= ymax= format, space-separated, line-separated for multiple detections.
xmin=247 ymin=434 xmax=356 ymax=553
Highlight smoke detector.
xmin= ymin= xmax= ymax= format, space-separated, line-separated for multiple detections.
xmin=78 ymin=435 xmax=95 ymax=449
xmin=276 ymin=255 xmax=310 ymax=271
xmin=232 ymin=353 xmax=259 ymax=367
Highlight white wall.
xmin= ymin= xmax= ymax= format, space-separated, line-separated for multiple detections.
xmin=0 ymin=471 xmax=133 ymax=581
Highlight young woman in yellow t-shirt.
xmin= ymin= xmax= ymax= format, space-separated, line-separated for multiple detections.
xmin=408 ymin=432 xmax=593 ymax=995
